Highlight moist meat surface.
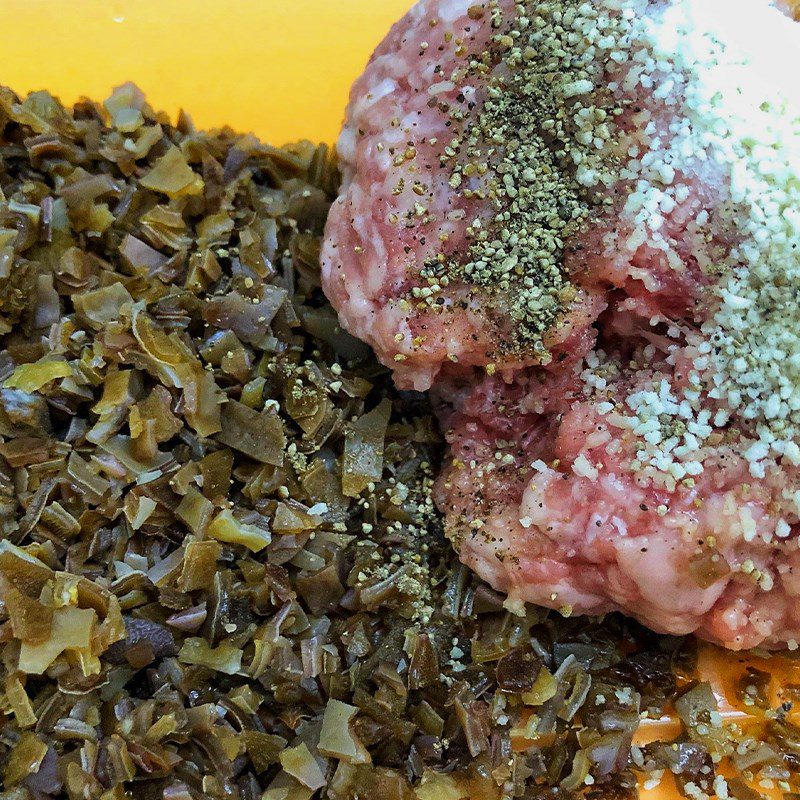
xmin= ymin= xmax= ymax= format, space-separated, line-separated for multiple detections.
xmin=323 ymin=0 xmax=800 ymax=649
xmin=438 ymin=335 xmax=800 ymax=650
xmin=321 ymin=0 xmax=723 ymax=391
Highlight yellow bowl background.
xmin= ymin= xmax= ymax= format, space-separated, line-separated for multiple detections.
xmin=0 ymin=0 xmax=412 ymax=145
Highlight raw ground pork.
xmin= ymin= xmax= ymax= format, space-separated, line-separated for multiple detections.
xmin=322 ymin=0 xmax=800 ymax=648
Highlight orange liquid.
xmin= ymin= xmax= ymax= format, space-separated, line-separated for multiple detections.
xmin=509 ymin=645 xmax=800 ymax=800
xmin=636 ymin=645 xmax=800 ymax=800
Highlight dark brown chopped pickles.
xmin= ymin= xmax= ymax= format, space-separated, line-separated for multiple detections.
xmin=0 ymin=84 xmax=796 ymax=800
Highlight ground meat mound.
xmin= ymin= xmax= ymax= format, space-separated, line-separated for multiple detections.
xmin=323 ymin=0 xmax=800 ymax=649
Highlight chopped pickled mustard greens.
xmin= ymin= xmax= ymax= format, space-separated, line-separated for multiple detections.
xmin=0 ymin=80 xmax=791 ymax=800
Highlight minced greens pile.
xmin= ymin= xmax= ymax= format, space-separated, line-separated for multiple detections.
xmin=0 ymin=85 xmax=797 ymax=800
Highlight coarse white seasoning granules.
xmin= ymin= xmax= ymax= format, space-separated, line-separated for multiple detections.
xmin=562 ymin=0 xmax=800 ymax=499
